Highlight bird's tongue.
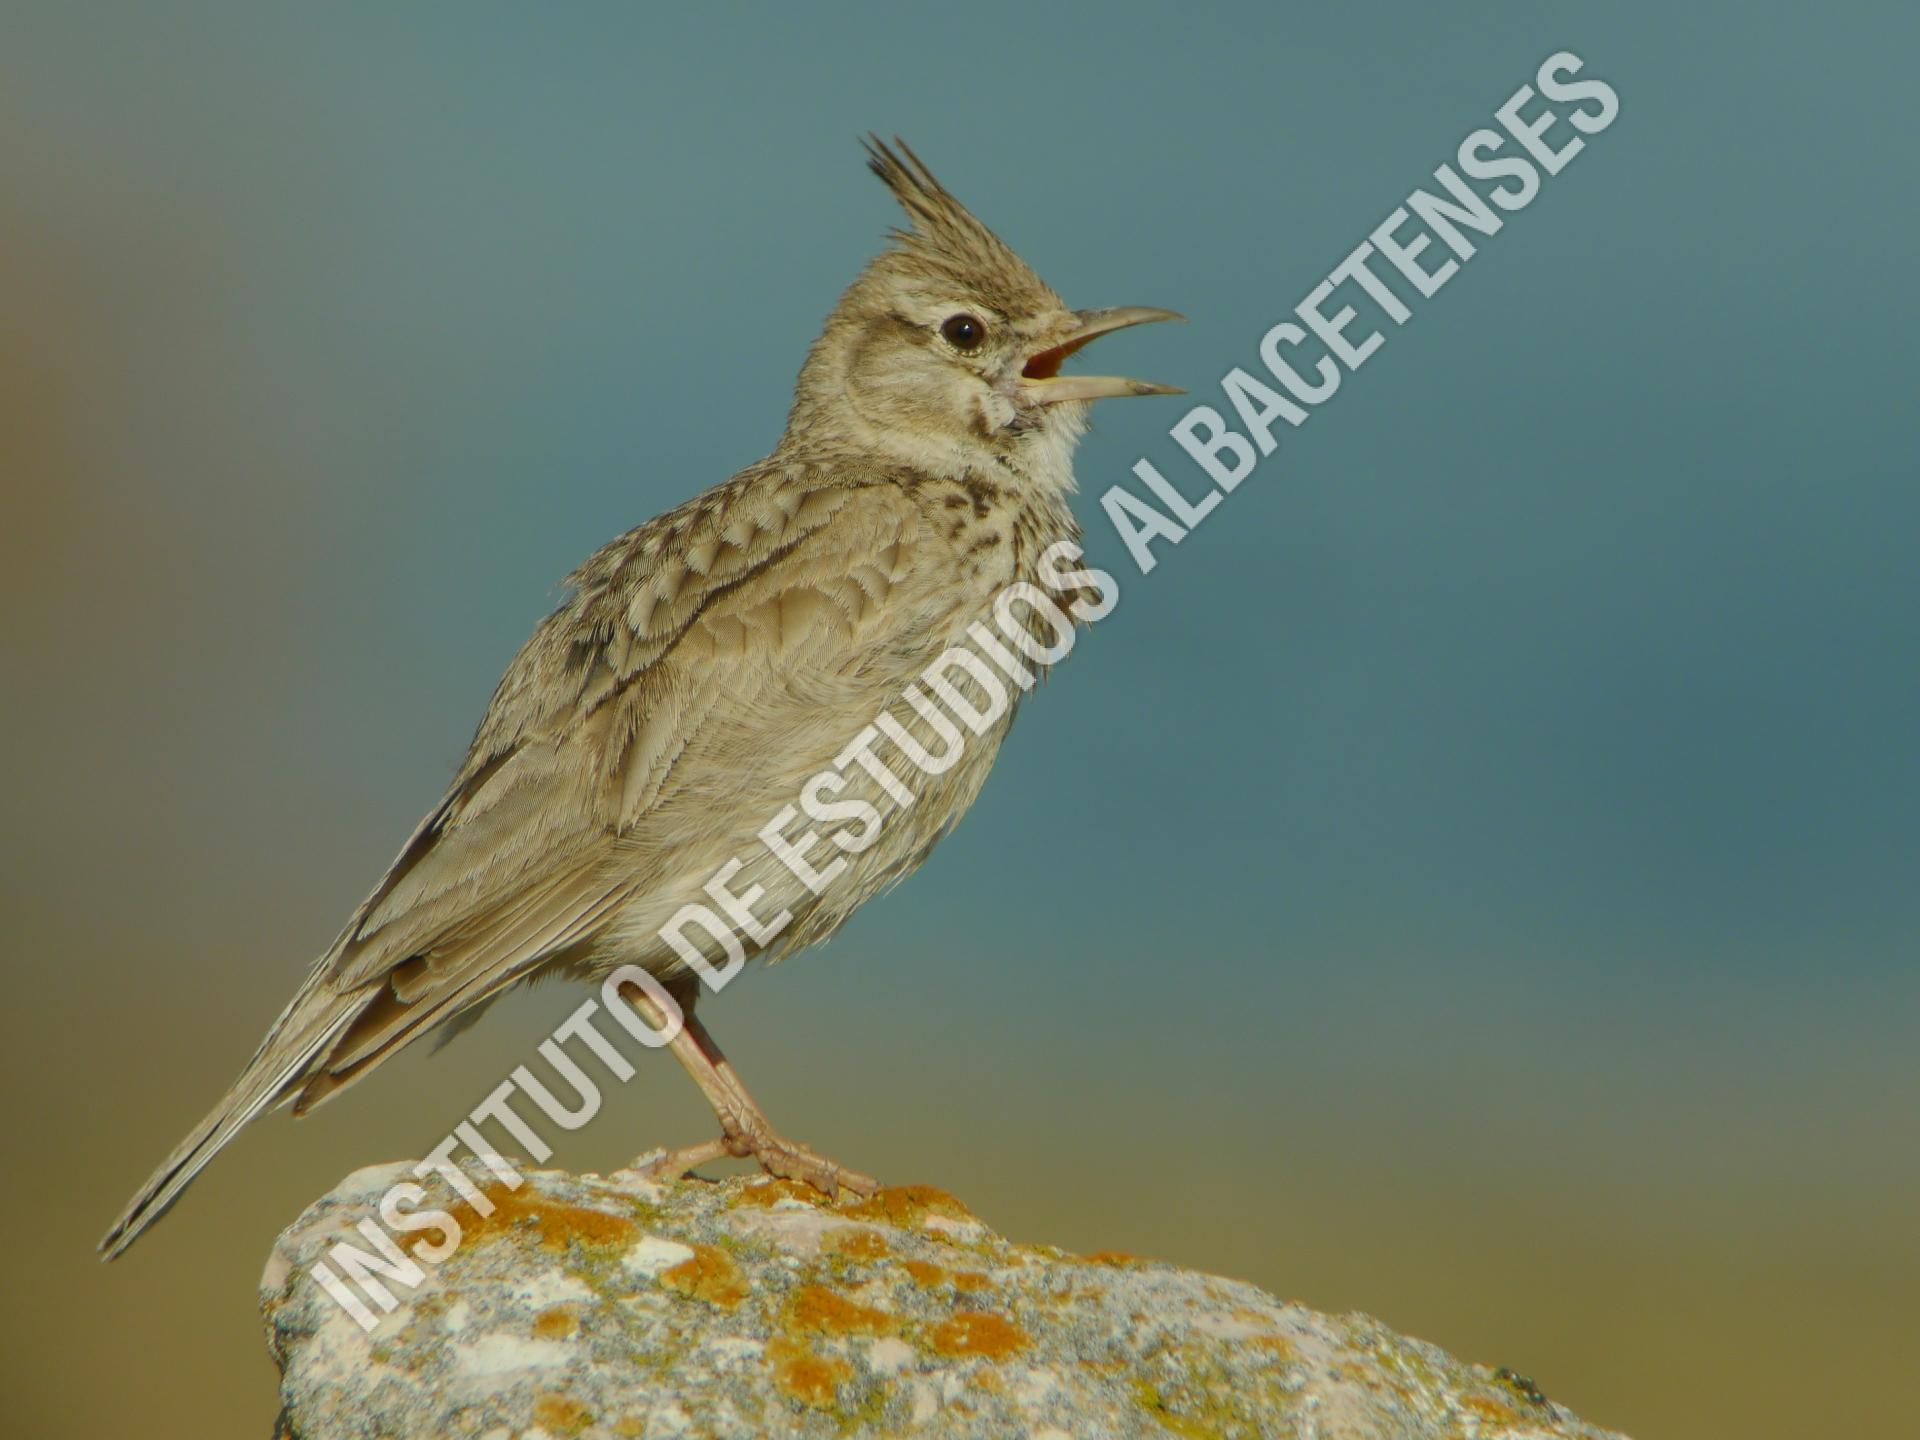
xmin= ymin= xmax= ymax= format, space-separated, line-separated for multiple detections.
xmin=1021 ymin=334 xmax=1097 ymax=381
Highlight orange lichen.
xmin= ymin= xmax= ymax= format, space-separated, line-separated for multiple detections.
xmin=785 ymin=1283 xmax=895 ymax=1337
xmin=899 ymin=1259 xmax=948 ymax=1288
xmin=532 ymin=1305 xmax=579 ymax=1339
xmin=1460 ymin=1395 xmax=1521 ymax=1426
xmin=842 ymin=1184 xmax=972 ymax=1227
xmin=928 ymin=1310 xmax=1029 ymax=1360
xmin=950 ymin=1270 xmax=994 ymax=1292
xmin=660 ymin=1243 xmax=749 ymax=1309
xmin=730 ymin=1177 xmax=827 ymax=1210
xmin=1248 ymin=1335 xmax=1296 ymax=1362
xmin=1083 ymin=1250 xmax=1149 ymax=1267
xmin=531 ymin=1394 xmax=593 ymax=1435
xmin=458 ymin=1182 xmax=638 ymax=1251
xmin=821 ymin=1226 xmax=891 ymax=1261
xmin=767 ymin=1335 xmax=852 ymax=1408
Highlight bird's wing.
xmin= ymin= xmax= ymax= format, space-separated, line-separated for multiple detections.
xmin=291 ymin=465 xmax=947 ymax=1104
xmin=100 ymin=462 xmax=955 ymax=1256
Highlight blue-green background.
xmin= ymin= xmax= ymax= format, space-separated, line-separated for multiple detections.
xmin=4 ymin=5 xmax=1914 ymax=1437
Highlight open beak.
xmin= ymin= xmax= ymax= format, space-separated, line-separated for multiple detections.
xmin=1016 ymin=306 xmax=1185 ymax=404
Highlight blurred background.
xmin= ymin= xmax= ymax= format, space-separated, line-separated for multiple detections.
xmin=3 ymin=4 xmax=1914 ymax=1436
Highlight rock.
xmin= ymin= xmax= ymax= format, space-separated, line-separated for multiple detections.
xmin=262 ymin=1161 xmax=1627 ymax=1439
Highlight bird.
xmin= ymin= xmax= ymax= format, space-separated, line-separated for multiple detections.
xmin=100 ymin=137 xmax=1181 ymax=1259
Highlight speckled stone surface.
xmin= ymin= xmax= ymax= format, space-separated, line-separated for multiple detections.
xmin=262 ymin=1162 xmax=1628 ymax=1439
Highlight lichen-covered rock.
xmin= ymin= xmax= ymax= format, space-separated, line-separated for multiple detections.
xmin=262 ymin=1161 xmax=1627 ymax=1439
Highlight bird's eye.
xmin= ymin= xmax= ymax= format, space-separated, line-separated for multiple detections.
xmin=940 ymin=313 xmax=986 ymax=351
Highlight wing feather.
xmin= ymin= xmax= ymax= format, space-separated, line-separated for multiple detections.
xmin=104 ymin=465 xmax=951 ymax=1253
xmin=298 ymin=470 xmax=931 ymax=1092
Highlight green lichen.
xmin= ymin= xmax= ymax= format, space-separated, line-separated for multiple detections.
xmin=837 ymin=1380 xmax=891 ymax=1435
xmin=1125 ymin=1335 xmax=1301 ymax=1440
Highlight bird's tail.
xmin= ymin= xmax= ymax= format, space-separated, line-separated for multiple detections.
xmin=97 ymin=981 xmax=359 ymax=1260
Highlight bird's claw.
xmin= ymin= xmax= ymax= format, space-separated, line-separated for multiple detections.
xmin=629 ymin=1129 xmax=878 ymax=1198
xmin=742 ymin=1133 xmax=879 ymax=1199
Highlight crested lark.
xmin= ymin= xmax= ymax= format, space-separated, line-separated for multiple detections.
xmin=102 ymin=139 xmax=1179 ymax=1257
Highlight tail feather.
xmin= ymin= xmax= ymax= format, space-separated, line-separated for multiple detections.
xmin=97 ymin=985 xmax=362 ymax=1260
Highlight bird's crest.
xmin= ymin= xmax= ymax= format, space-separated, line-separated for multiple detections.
xmin=862 ymin=135 xmax=1055 ymax=307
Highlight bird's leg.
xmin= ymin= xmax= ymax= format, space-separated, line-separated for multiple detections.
xmin=633 ymin=1007 xmax=879 ymax=1198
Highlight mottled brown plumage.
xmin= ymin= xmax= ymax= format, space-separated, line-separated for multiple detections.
xmin=101 ymin=138 xmax=1179 ymax=1257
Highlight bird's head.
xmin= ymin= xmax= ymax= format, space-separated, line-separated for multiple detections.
xmin=788 ymin=138 xmax=1181 ymax=482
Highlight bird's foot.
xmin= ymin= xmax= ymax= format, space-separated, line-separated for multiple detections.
xmin=629 ymin=1125 xmax=878 ymax=1199
xmin=627 ymin=1137 xmax=735 ymax=1182
xmin=737 ymin=1128 xmax=880 ymax=1199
